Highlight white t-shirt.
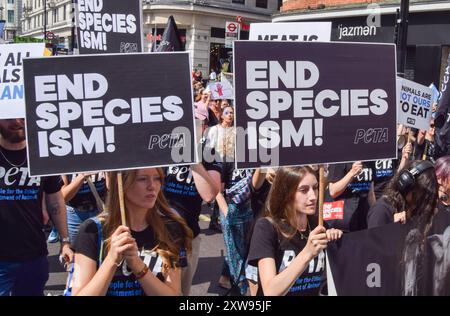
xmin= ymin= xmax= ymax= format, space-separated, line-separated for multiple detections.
xmin=209 ymin=71 xmax=217 ymax=80
xmin=205 ymin=125 xmax=235 ymax=161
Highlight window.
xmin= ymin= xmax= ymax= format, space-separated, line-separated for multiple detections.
xmin=255 ymin=0 xmax=267 ymax=9
xmin=232 ymin=0 xmax=245 ymax=4
xmin=8 ymin=10 xmax=14 ymax=23
xmin=53 ymin=8 xmax=57 ymax=23
xmin=63 ymin=5 xmax=67 ymax=21
xmin=8 ymin=0 xmax=14 ymax=4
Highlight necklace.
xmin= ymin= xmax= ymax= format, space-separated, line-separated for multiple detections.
xmin=0 ymin=147 xmax=27 ymax=167
xmin=298 ymin=220 xmax=311 ymax=240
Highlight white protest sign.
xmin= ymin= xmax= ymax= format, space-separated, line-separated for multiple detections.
xmin=0 ymin=43 xmax=45 ymax=119
xmin=225 ymin=21 xmax=240 ymax=49
xmin=397 ymin=77 xmax=433 ymax=130
xmin=208 ymin=79 xmax=233 ymax=100
xmin=249 ymin=22 xmax=331 ymax=42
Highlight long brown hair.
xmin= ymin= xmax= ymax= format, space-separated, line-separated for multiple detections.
xmin=266 ymin=166 xmax=317 ymax=239
xmin=99 ymin=168 xmax=193 ymax=274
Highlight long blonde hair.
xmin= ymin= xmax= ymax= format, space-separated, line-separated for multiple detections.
xmin=99 ymin=168 xmax=193 ymax=274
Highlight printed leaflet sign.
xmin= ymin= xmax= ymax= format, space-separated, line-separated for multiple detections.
xmin=234 ymin=41 xmax=397 ymax=168
xmin=76 ymin=0 xmax=143 ymax=54
xmin=23 ymin=52 xmax=196 ymax=176
xmin=0 ymin=43 xmax=45 ymax=119
xmin=397 ymin=77 xmax=433 ymax=130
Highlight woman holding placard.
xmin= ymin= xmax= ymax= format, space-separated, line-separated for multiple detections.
xmin=70 ymin=168 xmax=192 ymax=296
xmin=247 ymin=167 xmax=342 ymax=296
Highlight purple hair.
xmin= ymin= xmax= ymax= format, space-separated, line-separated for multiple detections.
xmin=435 ymin=156 xmax=450 ymax=183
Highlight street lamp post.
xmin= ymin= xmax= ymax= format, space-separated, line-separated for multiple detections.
xmin=395 ymin=0 xmax=410 ymax=78
xmin=44 ymin=0 xmax=47 ymax=41
xmin=0 ymin=6 xmax=4 ymax=41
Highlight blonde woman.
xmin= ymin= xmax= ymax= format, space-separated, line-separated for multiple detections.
xmin=71 ymin=168 xmax=192 ymax=296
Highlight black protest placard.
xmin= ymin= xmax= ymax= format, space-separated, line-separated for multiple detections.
xmin=234 ymin=41 xmax=397 ymax=169
xmin=326 ymin=217 xmax=450 ymax=296
xmin=23 ymin=53 xmax=195 ymax=177
xmin=76 ymin=0 xmax=143 ymax=54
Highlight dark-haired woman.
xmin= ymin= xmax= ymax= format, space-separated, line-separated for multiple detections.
xmin=71 ymin=168 xmax=192 ymax=296
xmin=247 ymin=167 xmax=342 ymax=296
xmin=367 ymin=160 xmax=438 ymax=231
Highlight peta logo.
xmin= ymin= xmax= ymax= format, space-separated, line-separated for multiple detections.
xmin=148 ymin=133 xmax=185 ymax=150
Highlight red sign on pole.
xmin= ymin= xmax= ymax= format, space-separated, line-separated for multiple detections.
xmin=227 ymin=23 xmax=237 ymax=33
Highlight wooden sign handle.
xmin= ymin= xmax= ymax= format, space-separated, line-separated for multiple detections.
xmin=117 ymin=172 xmax=127 ymax=226
xmin=86 ymin=177 xmax=106 ymax=213
xmin=318 ymin=165 xmax=325 ymax=227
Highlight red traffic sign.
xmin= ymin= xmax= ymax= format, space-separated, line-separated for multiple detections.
xmin=46 ymin=31 xmax=55 ymax=40
xmin=227 ymin=22 xmax=237 ymax=33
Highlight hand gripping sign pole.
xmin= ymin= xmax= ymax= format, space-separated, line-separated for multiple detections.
xmin=117 ymin=172 xmax=127 ymax=226
xmin=318 ymin=165 xmax=325 ymax=227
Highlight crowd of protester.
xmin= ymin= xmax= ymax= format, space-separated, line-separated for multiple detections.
xmin=0 ymin=70 xmax=449 ymax=297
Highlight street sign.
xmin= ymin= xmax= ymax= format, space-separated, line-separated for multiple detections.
xmin=46 ymin=31 xmax=55 ymax=40
xmin=225 ymin=21 xmax=239 ymax=49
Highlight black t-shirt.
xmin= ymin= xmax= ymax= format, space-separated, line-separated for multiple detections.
xmin=248 ymin=218 xmax=326 ymax=296
xmin=163 ymin=162 xmax=222 ymax=237
xmin=373 ymin=159 xmax=398 ymax=200
xmin=429 ymin=202 xmax=450 ymax=235
xmin=74 ymin=216 xmax=186 ymax=296
xmin=207 ymin=108 xmax=219 ymax=127
xmin=367 ymin=196 xmax=395 ymax=229
xmin=66 ymin=173 xmax=106 ymax=210
xmin=0 ymin=146 xmax=62 ymax=261
xmin=221 ymin=163 xmax=252 ymax=189
xmin=250 ymin=180 xmax=271 ymax=219
xmin=326 ymin=162 xmax=374 ymax=231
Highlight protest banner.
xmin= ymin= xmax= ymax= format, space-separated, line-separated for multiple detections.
xmin=76 ymin=0 xmax=143 ymax=54
xmin=208 ymin=80 xmax=233 ymax=100
xmin=249 ymin=22 xmax=331 ymax=42
xmin=23 ymin=52 xmax=196 ymax=177
xmin=0 ymin=43 xmax=45 ymax=119
xmin=326 ymin=213 xmax=450 ymax=296
xmin=233 ymin=41 xmax=397 ymax=169
xmin=397 ymin=77 xmax=433 ymax=130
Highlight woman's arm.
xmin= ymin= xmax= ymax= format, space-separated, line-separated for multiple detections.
xmin=71 ymin=253 xmax=117 ymax=296
xmin=191 ymin=164 xmax=221 ymax=203
xmin=258 ymin=226 xmax=328 ymax=296
xmin=216 ymin=192 xmax=229 ymax=217
xmin=398 ymin=142 xmax=412 ymax=172
xmin=252 ymin=169 xmax=267 ymax=191
xmin=61 ymin=174 xmax=86 ymax=203
xmin=73 ymin=226 xmax=135 ymax=296
xmin=328 ymin=162 xmax=362 ymax=198
xmin=128 ymin=259 xmax=182 ymax=296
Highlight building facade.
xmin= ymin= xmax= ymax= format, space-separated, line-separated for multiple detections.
xmin=20 ymin=0 xmax=73 ymax=48
xmin=19 ymin=0 xmax=280 ymax=72
xmin=275 ymin=0 xmax=450 ymax=90
xmin=143 ymin=0 xmax=280 ymax=74
xmin=1 ymin=0 xmax=23 ymax=41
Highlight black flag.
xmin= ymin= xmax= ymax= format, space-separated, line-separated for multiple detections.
xmin=433 ymin=53 xmax=450 ymax=159
xmin=156 ymin=16 xmax=184 ymax=52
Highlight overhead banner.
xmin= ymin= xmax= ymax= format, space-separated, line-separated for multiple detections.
xmin=0 ymin=43 xmax=45 ymax=119
xmin=234 ymin=41 xmax=397 ymax=169
xmin=326 ymin=214 xmax=450 ymax=296
xmin=397 ymin=77 xmax=433 ymax=130
xmin=76 ymin=0 xmax=143 ymax=54
xmin=23 ymin=52 xmax=196 ymax=177
xmin=249 ymin=22 xmax=332 ymax=42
